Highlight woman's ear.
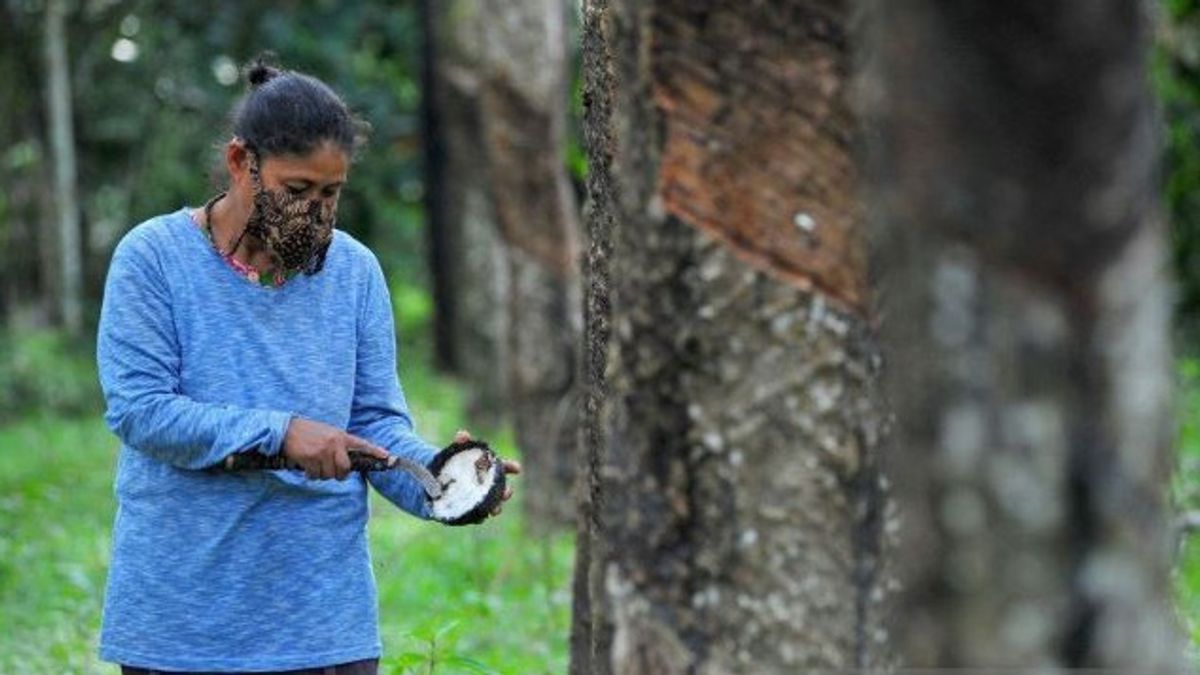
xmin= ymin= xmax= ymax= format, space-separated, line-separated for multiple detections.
xmin=225 ymin=138 xmax=252 ymax=191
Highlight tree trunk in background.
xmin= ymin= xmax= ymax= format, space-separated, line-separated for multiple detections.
xmin=0 ymin=4 xmax=48 ymax=327
xmin=479 ymin=0 xmax=583 ymax=530
xmin=421 ymin=0 xmax=510 ymax=430
xmin=865 ymin=1 xmax=1190 ymax=669
xmin=44 ymin=0 xmax=82 ymax=335
xmin=419 ymin=0 xmax=456 ymax=374
xmin=572 ymin=1 xmax=893 ymax=672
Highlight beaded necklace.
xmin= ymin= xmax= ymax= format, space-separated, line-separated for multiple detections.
xmin=198 ymin=192 xmax=297 ymax=287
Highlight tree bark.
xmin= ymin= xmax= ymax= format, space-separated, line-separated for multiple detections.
xmin=570 ymin=3 xmax=616 ymax=671
xmin=44 ymin=0 xmax=83 ymax=335
xmin=421 ymin=0 xmax=510 ymax=430
xmin=419 ymin=0 xmax=458 ymax=375
xmin=0 ymin=149 xmax=52 ymax=330
xmin=572 ymin=1 xmax=893 ymax=672
xmin=477 ymin=0 xmax=583 ymax=530
xmin=864 ymin=1 xmax=1191 ymax=669
xmin=0 ymin=2 xmax=48 ymax=328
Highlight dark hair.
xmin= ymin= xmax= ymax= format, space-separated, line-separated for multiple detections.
xmin=228 ymin=52 xmax=370 ymax=160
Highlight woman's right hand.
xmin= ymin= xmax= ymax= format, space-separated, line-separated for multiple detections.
xmin=282 ymin=417 xmax=390 ymax=480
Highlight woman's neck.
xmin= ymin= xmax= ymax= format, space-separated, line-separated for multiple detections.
xmin=203 ymin=193 xmax=277 ymax=272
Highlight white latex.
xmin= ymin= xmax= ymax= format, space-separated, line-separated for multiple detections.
xmin=430 ymin=448 xmax=497 ymax=521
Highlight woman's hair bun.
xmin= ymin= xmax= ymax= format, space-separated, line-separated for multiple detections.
xmin=244 ymin=52 xmax=283 ymax=89
xmin=227 ymin=52 xmax=367 ymax=160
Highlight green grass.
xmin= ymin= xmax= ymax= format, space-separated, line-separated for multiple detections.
xmin=1173 ymin=358 xmax=1200 ymax=662
xmin=0 ymin=415 xmax=116 ymax=673
xmin=0 ymin=332 xmax=573 ymax=674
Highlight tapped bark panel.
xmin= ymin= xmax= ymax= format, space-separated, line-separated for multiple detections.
xmin=650 ymin=2 xmax=865 ymax=311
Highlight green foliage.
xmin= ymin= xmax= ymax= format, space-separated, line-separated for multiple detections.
xmin=0 ymin=326 xmax=103 ymax=422
xmin=565 ymin=70 xmax=589 ymax=185
xmin=1155 ymin=0 xmax=1200 ymax=329
xmin=2 ymin=1 xmax=432 ymax=332
xmin=1174 ymin=358 xmax=1200 ymax=659
xmin=387 ymin=620 xmax=499 ymax=674
xmin=393 ymin=278 xmax=436 ymax=345
xmin=0 ymin=415 xmax=117 ymax=673
xmin=1176 ymin=358 xmax=1200 ymax=504
xmin=0 ymin=325 xmax=571 ymax=674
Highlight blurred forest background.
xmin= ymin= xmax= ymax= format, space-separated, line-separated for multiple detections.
xmin=0 ymin=0 xmax=1198 ymax=672
xmin=0 ymin=1 xmax=581 ymax=672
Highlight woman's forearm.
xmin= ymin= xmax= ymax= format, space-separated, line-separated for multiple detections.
xmin=103 ymin=389 xmax=293 ymax=469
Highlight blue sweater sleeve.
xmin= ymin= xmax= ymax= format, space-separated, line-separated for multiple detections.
xmin=350 ymin=253 xmax=441 ymax=519
xmin=96 ymin=229 xmax=295 ymax=469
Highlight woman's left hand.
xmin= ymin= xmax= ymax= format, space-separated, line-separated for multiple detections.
xmin=453 ymin=429 xmax=520 ymax=518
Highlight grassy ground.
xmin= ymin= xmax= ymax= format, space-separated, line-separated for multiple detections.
xmin=1172 ymin=358 xmax=1200 ymax=662
xmin=0 ymin=332 xmax=573 ymax=674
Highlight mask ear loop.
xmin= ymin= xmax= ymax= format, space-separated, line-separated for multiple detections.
xmin=221 ymin=144 xmax=267 ymax=259
xmin=246 ymin=145 xmax=266 ymax=194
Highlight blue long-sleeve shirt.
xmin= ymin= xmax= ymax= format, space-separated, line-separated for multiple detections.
xmin=95 ymin=207 xmax=441 ymax=671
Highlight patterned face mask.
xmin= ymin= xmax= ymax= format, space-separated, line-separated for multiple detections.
xmin=244 ymin=151 xmax=336 ymax=275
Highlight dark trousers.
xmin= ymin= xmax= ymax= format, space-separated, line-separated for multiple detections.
xmin=120 ymin=658 xmax=378 ymax=675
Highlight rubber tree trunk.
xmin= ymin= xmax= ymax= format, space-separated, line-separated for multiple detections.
xmin=44 ymin=0 xmax=82 ymax=335
xmin=571 ymin=1 xmax=893 ymax=672
xmin=864 ymin=1 xmax=1192 ymax=669
xmin=419 ymin=0 xmax=458 ymax=375
xmin=478 ymin=0 xmax=583 ymax=531
xmin=0 ymin=4 xmax=47 ymax=326
xmin=421 ymin=0 xmax=510 ymax=430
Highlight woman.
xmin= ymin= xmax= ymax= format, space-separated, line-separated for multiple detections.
xmin=95 ymin=56 xmax=518 ymax=674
